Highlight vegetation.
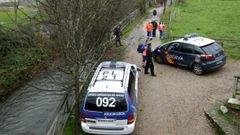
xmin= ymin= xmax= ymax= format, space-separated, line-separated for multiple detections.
xmin=220 ymin=109 xmax=240 ymax=126
xmin=0 ymin=2 xmax=50 ymax=100
xmin=0 ymin=24 xmax=50 ymax=99
xmin=161 ymin=0 xmax=240 ymax=59
xmin=0 ymin=8 xmax=33 ymax=27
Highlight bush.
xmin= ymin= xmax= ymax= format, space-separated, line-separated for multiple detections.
xmin=0 ymin=25 xmax=35 ymax=57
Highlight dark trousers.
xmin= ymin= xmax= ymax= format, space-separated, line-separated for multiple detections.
xmin=115 ymin=36 xmax=121 ymax=46
xmin=152 ymin=29 xmax=156 ymax=37
xmin=145 ymin=60 xmax=155 ymax=75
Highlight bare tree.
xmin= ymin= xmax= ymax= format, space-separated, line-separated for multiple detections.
xmin=161 ymin=0 xmax=168 ymax=14
xmin=33 ymin=1 xmax=123 ymax=132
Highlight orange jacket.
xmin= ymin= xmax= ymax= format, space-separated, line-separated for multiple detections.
xmin=145 ymin=22 xmax=153 ymax=31
xmin=158 ymin=24 xmax=166 ymax=31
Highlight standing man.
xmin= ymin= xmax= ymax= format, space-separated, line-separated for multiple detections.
xmin=145 ymin=21 xmax=153 ymax=40
xmin=145 ymin=43 xmax=156 ymax=77
xmin=113 ymin=25 xmax=122 ymax=46
xmin=153 ymin=9 xmax=157 ymax=19
xmin=141 ymin=40 xmax=148 ymax=68
xmin=152 ymin=20 xmax=158 ymax=37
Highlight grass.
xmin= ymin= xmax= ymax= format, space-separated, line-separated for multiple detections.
xmin=0 ymin=8 xmax=33 ymax=27
xmin=161 ymin=0 xmax=240 ymax=59
xmin=64 ymin=114 xmax=86 ymax=135
xmin=219 ymin=109 xmax=240 ymax=126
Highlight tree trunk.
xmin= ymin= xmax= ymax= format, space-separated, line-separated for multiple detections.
xmin=74 ymin=64 xmax=80 ymax=135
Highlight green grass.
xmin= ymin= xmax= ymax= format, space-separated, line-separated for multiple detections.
xmin=219 ymin=109 xmax=240 ymax=126
xmin=0 ymin=8 xmax=33 ymax=27
xmin=162 ymin=0 xmax=240 ymax=59
xmin=64 ymin=114 xmax=86 ymax=135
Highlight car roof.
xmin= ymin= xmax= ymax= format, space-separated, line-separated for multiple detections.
xmin=175 ymin=34 xmax=215 ymax=47
xmin=88 ymin=61 xmax=133 ymax=93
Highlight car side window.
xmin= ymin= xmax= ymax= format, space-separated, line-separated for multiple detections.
xmin=194 ymin=46 xmax=204 ymax=54
xmin=179 ymin=43 xmax=194 ymax=54
xmin=167 ymin=42 xmax=180 ymax=51
xmin=128 ymin=66 xmax=136 ymax=103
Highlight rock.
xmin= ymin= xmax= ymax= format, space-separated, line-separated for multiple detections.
xmin=220 ymin=105 xmax=228 ymax=114
xmin=227 ymin=98 xmax=240 ymax=110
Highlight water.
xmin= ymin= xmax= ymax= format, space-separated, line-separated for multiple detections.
xmin=0 ymin=71 xmax=72 ymax=135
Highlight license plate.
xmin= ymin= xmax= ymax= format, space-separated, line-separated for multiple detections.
xmin=98 ymin=119 xmax=115 ymax=123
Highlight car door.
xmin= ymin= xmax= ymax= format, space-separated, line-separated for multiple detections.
xmin=177 ymin=43 xmax=196 ymax=67
xmin=165 ymin=42 xmax=182 ymax=65
xmin=130 ymin=65 xmax=137 ymax=108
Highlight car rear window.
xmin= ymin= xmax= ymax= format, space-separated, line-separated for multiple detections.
xmin=84 ymin=92 xmax=127 ymax=112
xmin=201 ymin=42 xmax=222 ymax=54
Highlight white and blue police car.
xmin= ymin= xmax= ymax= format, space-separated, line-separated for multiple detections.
xmin=153 ymin=34 xmax=226 ymax=75
xmin=80 ymin=61 xmax=140 ymax=135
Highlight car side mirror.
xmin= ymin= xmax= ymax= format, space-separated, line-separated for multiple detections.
xmin=137 ymin=67 xmax=141 ymax=72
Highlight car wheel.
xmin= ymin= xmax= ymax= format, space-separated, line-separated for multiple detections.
xmin=192 ymin=64 xmax=203 ymax=75
xmin=155 ymin=55 xmax=163 ymax=64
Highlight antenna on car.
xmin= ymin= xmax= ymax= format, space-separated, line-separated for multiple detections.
xmin=183 ymin=33 xmax=198 ymax=41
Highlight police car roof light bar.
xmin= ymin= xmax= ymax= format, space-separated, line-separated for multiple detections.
xmin=183 ymin=33 xmax=198 ymax=41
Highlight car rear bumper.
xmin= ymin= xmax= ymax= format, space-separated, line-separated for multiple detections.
xmin=202 ymin=56 xmax=226 ymax=72
xmin=81 ymin=121 xmax=135 ymax=135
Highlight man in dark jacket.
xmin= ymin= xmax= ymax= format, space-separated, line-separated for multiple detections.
xmin=113 ymin=25 xmax=122 ymax=46
xmin=152 ymin=20 xmax=158 ymax=37
xmin=145 ymin=43 xmax=156 ymax=77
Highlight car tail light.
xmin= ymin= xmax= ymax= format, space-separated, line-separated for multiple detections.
xmin=201 ymin=54 xmax=215 ymax=61
xmin=80 ymin=114 xmax=86 ymax=123
xmin=128 ymin=114 xmax=135 ymax=124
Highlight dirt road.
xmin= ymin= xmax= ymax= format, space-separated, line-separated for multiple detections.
xmin=123 ymin=6 xmax=240 ymax=135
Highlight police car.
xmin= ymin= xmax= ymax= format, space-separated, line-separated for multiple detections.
xmin=153 ymin=34 xmax=226 ymax=75
xmin=80 ymin=61 xmax=140 ymax=134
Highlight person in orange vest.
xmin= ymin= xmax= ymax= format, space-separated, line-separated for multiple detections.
xmin=145 ymin=21 xmax=153 ymax=40
xmin=141 ymin=40 xmax=148 ymax=68
xmin=145 ymin=43 xmax=156 ymax=77
xmin=157 ymin=21 xmax=166 ymax=39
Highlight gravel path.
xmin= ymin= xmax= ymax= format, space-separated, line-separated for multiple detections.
xmin=123 ymin=6 xmax=240 ymax=135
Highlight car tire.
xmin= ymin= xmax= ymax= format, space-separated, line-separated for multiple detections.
xmin=192 ymin=63 xmax=203 ymax=75
xmin=155 ymin=55 xmax=164 ymax=64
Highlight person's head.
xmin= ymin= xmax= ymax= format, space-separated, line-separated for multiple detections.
xmin=147 ymin=43 xmax=152 ymax=48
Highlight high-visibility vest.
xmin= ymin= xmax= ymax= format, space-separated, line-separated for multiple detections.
xmin=158 ymin=24 xmax=166 ymax=31
xmin=142 ymin=48 xmax=147 ymax=56
xmin=145 ymin=23 xmax=153 ymax=31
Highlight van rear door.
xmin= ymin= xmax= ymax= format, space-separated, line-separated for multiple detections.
xmin=82 ymin=92 xmax=128 ymax=128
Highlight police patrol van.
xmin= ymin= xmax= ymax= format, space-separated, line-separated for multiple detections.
xmin=80 ymin=61 xmax=140 ymax=134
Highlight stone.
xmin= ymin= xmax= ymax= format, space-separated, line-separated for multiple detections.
xmin=227 ymin=98 xmax=240 ymax=110
xmin=220 ymin=105 xmax=228 ymax=114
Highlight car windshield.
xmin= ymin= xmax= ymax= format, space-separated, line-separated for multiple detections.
xmin=84 ymin=92 xmax=127 ymax=112
xmin=201 ymin=42 xmax=222 ymax=54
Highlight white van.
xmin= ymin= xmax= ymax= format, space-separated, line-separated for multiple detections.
xmin=80 ymin=61 xmax=140 ymax=134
